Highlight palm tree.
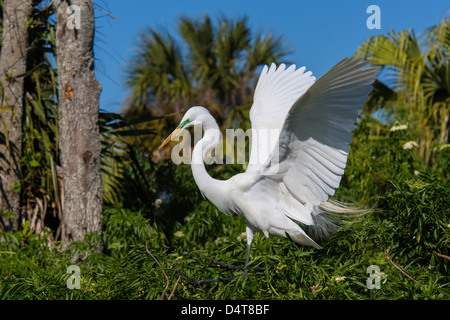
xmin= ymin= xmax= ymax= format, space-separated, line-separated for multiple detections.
xmin=125 ymin=15 xmax=291 ymax=152
xmin=0 ymin=1 xmax=151 ymax=241
xmin=357 ymin=18 xmax=449 ymax=164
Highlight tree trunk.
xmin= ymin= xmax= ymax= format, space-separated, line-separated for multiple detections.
xmin=0 ymin=0 xmax=33 ymax=231
xmin=53 ymin=0 xmax=103 ymax=248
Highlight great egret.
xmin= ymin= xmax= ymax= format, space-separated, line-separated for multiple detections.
xmin=159 ymin=57 xmax=378 ymax=267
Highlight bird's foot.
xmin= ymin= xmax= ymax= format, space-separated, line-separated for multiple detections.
xmin=200 ymin=256 xmax=264 ymax=274
xmin=173 ymin=256 xmax=262 ymax=291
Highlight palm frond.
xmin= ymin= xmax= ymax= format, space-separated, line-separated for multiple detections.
xmin=357 ymin=18 xmax=450 ymax=163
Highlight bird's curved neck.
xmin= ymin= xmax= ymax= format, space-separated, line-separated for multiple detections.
xmin=191 ymin=118 xmax=221 ymax=186
xmin=191 ymin=116 xmax=231 ymax=214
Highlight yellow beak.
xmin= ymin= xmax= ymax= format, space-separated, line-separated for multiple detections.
xmin=158 ymin=127 xmax=182 ymax=150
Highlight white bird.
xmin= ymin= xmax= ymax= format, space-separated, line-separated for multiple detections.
xmin=159 ymin=57 xmax=378 ymax=267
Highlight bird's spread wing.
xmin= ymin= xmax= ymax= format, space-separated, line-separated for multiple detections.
xmin=247 ymin=63 xmax=316 ymax=173
xmin=259 ymin=57 xmax=378 ymax=225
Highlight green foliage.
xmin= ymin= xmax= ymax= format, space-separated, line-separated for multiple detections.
xmin=1 ymin=122 xmax=449 ymax=300
xmin=124 ymin=14 xmax=290 ymax=151
xmin=0 ymin=2 xmax=162 ymax=236
xmin=337 ymin=117 xmax=424 ymax=204
xmin=356 ymin=18 xmax=450 ymax=164
xmin=103 ymin=207 xmax=156 ymax=253
xmin=385 ymin=172 xmax=449 ymax=269
xmin=119 ymin=148 xmax=202 ymax=240
xmin=1 ymin=10 xmax=449 ymax=301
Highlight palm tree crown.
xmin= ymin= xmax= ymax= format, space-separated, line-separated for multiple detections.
xmin=357 ymin=18 xmax=449 ymax=163
xmin=125 ymin=15 xmax=291 ymax=151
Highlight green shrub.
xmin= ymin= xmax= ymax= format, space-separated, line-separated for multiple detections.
xmin=1 ymin=117 xmax=449 ymax=300
xmin=383 ymin=172 xmax=449 ymax=272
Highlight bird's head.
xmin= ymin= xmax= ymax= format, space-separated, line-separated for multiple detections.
xmin=158 ymin=106 xmax=211 ymax=149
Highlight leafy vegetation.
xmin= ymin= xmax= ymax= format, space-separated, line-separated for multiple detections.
xmin=0 ymin=11 xmax=449 ymax=300
xmin=1 ymin=117 xmax=448 ymax=299
xmin=125 ymin=15 xmax=290 ymax=151
xmin=356 ymin=18 xmax=449 ymax=164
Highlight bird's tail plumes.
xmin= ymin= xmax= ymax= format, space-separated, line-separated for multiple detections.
xmin=305 ymin=200 xmax=370 ymax=243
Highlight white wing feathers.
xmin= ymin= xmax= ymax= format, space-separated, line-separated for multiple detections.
xmin=256 ymin=57 xmax=378 ymax=225
xmin=250 ymin=63 xmax=316 ymax=131
xmin=247 ymin=63 xmax=316 ymax=173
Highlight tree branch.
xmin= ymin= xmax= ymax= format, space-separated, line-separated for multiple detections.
xmin=433 ymin=251 xmax=450 ymax=262
xmin=145 ymin=243 xmax=170 ymax=299
xmin=378 ymin=246 xmax=419 ymax=283
xmin=168 ymin=276 xmax=181 ymax=300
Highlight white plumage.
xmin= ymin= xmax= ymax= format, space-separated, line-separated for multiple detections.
xmin=159 ymin=56 xmax=378 ymax=263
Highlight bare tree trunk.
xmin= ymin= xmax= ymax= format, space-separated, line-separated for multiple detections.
xmin=0 ymin=0 xmax=33 ymax=231
xmin=53 ymin=0 xmax=103 ymax=249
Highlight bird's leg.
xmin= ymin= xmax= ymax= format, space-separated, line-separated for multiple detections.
xmin=243 ymin=225 xmax=254 ymax=275
xmin=244 ymin=243 xmax=251 ymax=266
xmin=174 ymin=253 xmax=262 ymax=289
xmin=173 ymin=226 xmax=261 ymax=288
xmin=199 ymin=225 xmax=255 ymax=273
xmin=200 ymin=257 xmax=247 ymax=270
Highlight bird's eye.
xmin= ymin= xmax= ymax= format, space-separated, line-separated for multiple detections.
xmin=178 ymin=119 xmax=191 ymax=128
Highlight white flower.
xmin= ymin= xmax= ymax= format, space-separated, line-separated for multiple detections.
xmin=378 ymin=272 xmax=388 ymax=284
xmin=173 ymin=231 xmax=185 ymax=237
xmin=334 ymin=276 xmax=346 ymax=282
xmin=390 ymin=124 xmax=408 ymax=132
xmin=154 ymin=198 xmax=163 ymax=208
xmin=403 ymin=141 xmax=418 ymax=150
xmin=237 ymin=232 xmax=246 ymax=242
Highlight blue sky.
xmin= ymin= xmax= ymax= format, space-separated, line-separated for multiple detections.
xmin=92 ymin=0 xmax=449 ymax=113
